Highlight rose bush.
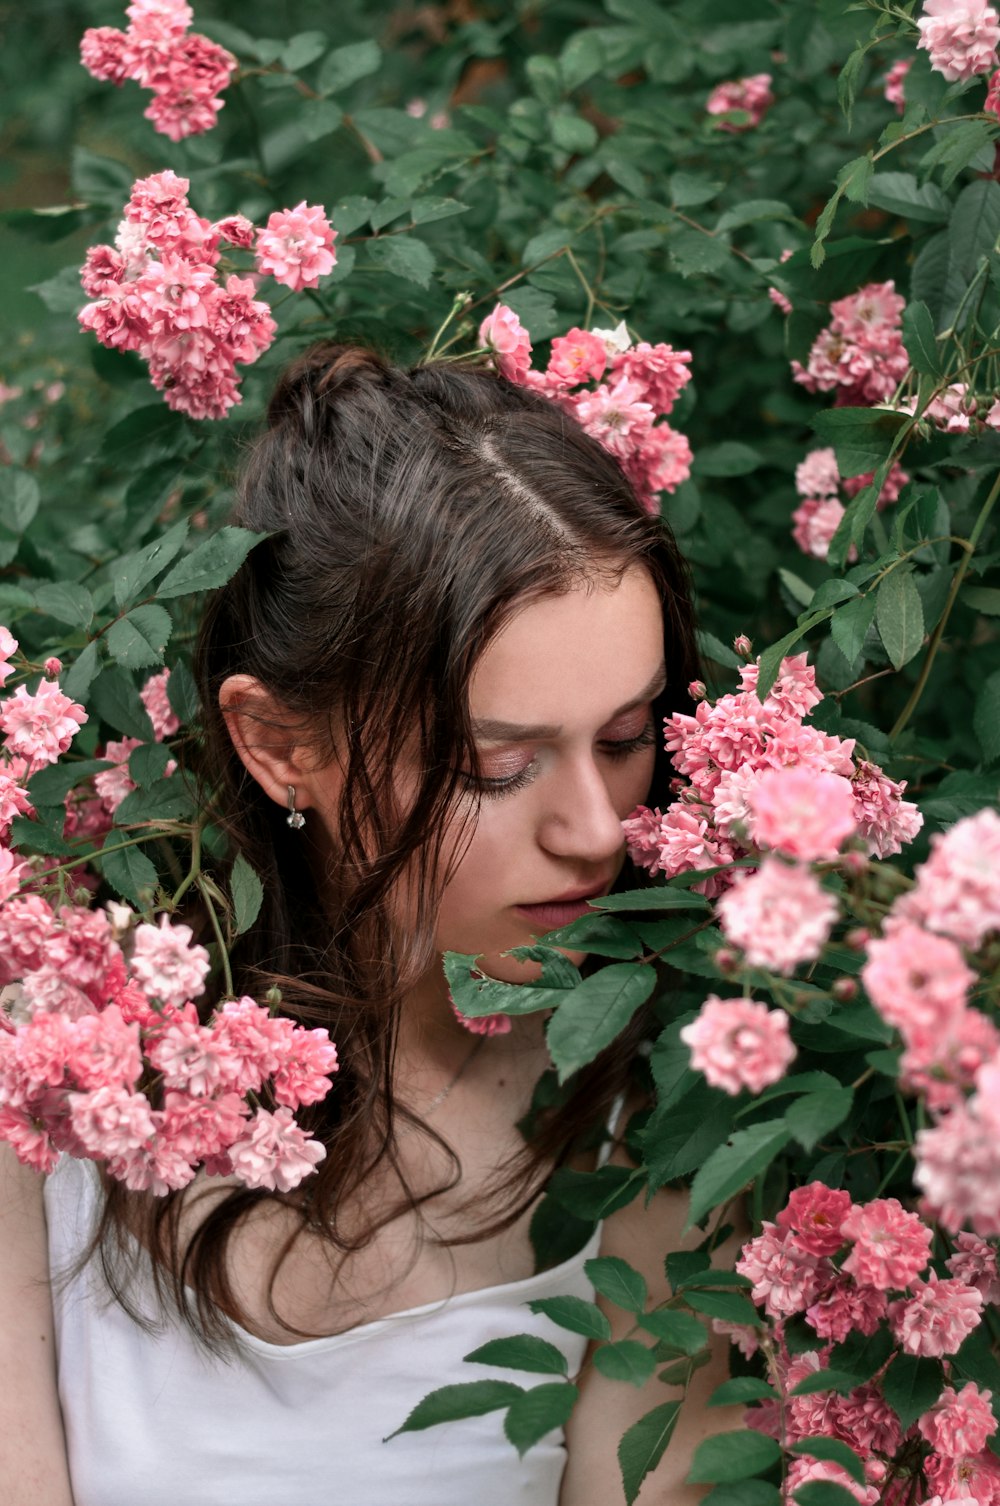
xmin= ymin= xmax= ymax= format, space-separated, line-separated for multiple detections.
xmin=3 ymin=0 xmax=1000 ymax=1499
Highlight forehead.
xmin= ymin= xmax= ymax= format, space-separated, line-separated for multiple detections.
xmin=468 ymin=566 xmax=664 ymax=722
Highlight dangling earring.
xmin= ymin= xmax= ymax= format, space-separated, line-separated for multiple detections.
xmin=286 ymin=784 xmax=305 ymax=830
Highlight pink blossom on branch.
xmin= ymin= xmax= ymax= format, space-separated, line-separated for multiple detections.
xmin=889 ymin=1272 xmax=983 ymax=1356
xmin=918 ymin=1382 xmax=997 ymax=1459
xmin=0 ymin=680 xmax=87 ymax=768
xmin=840 ymin=1196 xmax=933 ymax=1289
xmin=478 ymin=304 xmax=533 ymax=384
xmin=884 ymin=58 xmax=912 ymax=113
xmin=748 ymin=765 xmax=857 ymax=861
xmin=706 ymin=73 xmax=775 ymax=131
xmin=916 ymin=0 xmax=1000 ymax=82
xmin=255 ymin=203 xmax=338 ymax=292
xmin=227 ymin=1105 xmax=327 ymax=1193
xmin=679 ymin=995 xmax=796 ymax=1095
xmin=716 ymin=858 xmax=838 ymax=974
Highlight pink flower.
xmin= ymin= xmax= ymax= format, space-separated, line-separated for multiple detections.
xmin=212 ymin=214 xmax=255 ymax=249
xmin=884 ymin=58 xmax=912 ymax=112
xmin=0 ymin=772 xmax=32 ymax=843
xmin=711 ymin=1318 xmax=760 ymax=1358
xmin=610 ymin=341 xmax=692 ymax=414
xmin=451 ymin=1002 xmax=512 ymax=1037
xmin=546 ymin=328 xmax=607 ymax=387
xmin=622 ymin=421 xmax=693 ymax=508
xmin=706 ymin=73 xmax=775 ymax=131
xmin=920 ymin=1382 xmax=997 ymax=1459
xmin=716 ymin=858 xmax=838 ymax=974
xmin=569 ymin=375 xmax=655 ymax=461
xmin=889 ymin=1273 xmax=983 ymax=1356
xmin=0 ymin=1106 xmax=60 ymax=1173
xmin=896 ymin=807 xmax=1000 ymax=948
xmin=925 ymin=1448 xmax=1000 ymax=1505
xmin=899 ymin=1007 xmax=1000 ymax=1113
xmin=917 ymin=0 xmax=1000 ymax=81
xmin=81 ymin=25 xmax=132 ymax=83
xmin=735 ymin=1222 xmax=826 ymax=1317
xmin=842 ymin=460 xmax=910 ymax=509
xmin=862 ymin=923 xmax=974 ymax=1039
xmin=157 ymin=1089 xmax=247 ymax=1162
xmin=255 ymin=202 xmax=336 ymax=291
xmin=748 ymin=765 xmax=857 ymax=861
xmin=65 ymin=1006 xmax=143 ymax=1091
xmin=94 ymin=736 xmax=142 ymax=815
xmin=793 ymin=281 xmax=909 ymax=406
xmin=850 ymin=759 xmax=923 ymax=859
xmin=129 ymin=914 xmax=210 ymax=1010
xmin=795 ymin=447 xmax=840 ymax=499
xmin=272 ymin=1026 xmax=339 ymax=1108
xmin=792 ymin=496 xmax=852 ymax=563
xmin=227 ymin=1105 xmax=326 ymax=1192
xmin=679 ymin=995 xmax=795 ymax=1095
xmin=0 ymin=847 xmax=31 ymax=906
xmin=988 ymin=67 xmax=1000 ymax=118
xmin=915 ymin=1096 xmax=1000 ymax=1236
xmin=841 ymin=1197 xmax=932 ymax=1290
xmin=139 ymin=667 xmax=180 ymax=740
xmin=805 ymin=1275 xmax=887 ymax=1343
xmin=0 ymin=680 xmax=87 ymax=767
xmin=210 ymin=996 xmax=289 ymax=1093
xmin=145 ymin=1016 xmax=240 ymax=1097
xmin=946 ymin=1232 xmax=1000 ymax=1305
xmin=784 ymin=1458 xmax=878 ymax=1505
xmin=0 ymin=895 xmax=54 ymax=984
xmin=776 ymin=1182 xmax=853 ymax=1257
xmin=68 ymin=1084 xmax=156 ymax=1159
xmin=478 ymin=304 xmax=533 ymax=384
xmin=0 ymin=626 xmax=18 ymax=687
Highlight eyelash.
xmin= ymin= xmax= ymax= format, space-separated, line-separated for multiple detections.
xmin=463 ymin=721 xmax=659 ymax=802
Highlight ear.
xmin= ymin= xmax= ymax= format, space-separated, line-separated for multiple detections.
xmin=219 ymin=674 xmax=320 ymax=814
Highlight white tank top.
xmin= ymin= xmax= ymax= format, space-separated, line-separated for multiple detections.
xmin=45 ymin=1117 xmax=619 ymax=1506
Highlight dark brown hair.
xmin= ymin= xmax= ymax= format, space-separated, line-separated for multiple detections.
xmin=97 ymin=342 xmax=700 ymax=1346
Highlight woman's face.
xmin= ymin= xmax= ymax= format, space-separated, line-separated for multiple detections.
xmin=432 ymin=564 xmax=666 ymax=985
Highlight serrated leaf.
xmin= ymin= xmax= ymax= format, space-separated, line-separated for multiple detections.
xmin=503 ymin=1382 xmax=577 ymax=1457
xmin=548 ymin=1165 xmax=644 ymax=1222
xmin=866 ymin=171 xmax=950 ymax=225
xmin=157 ymin=528 xmax=265 ymax=600
xmin=949 ymin=179 xmax=1000 ymax=286
xmin=551 ymin=114 xmax=599 ymax=154
xmin=687 ymin=1429 xmax=781 ymax=1484
xmin=331 ymin=196 xmax=376 ymax=235
xmin=547 ymin=964 xmax=654 ymax=1081
xmin=585 ymin=1255 xmax=647 ymax=1313
xmin=28 ymin=758 xmax=112 ymax=807
xmin=618 ymin=1401 xmax=681 ymax=1505
xmin=464 ymin=1334 xmax=568 ymax=1376
xmin=682 ymin=1290 xmax=761 ymax=1326
xmin=166 ymin=660 xmax=199 ymax=725
xmin=0 ymin=470 xmax=39 ymax=534
xmin=637 ymin=1309 xmax=709 ymax=1355
xmin=974 ymin=669 xmax=1000 ymax=765
xmin=528 ymin=1295 xmax=611 ymax=1342
xmin=963 ymin=585 xmax=1000 ymax=615
xmin=708 ymin=1378 xmax=775 ymax=1407
xmin=112 ymin=520 xmax=189 ymax=611
xmin=881 ymin=1353 xmax=944 ymax=1431
xmin=99 ymin=840 xmax=159 ymax=905
xmin=366 ymin=235 xmax=437 ymax=289
xmin=830 ymin=593 xmax=877 ymax=666
xmin=589 ymin=888 xmax=709 ymax=913
xmin=34 ymin=581 xmax=94 ymax=629
xmin=409 ymin=197 xmax=469 ymax=226
xmin=876 ymin=569 xmax=925 ymax=670
xmin=90 ymin=667 xmax=155 ymax=741
xmin=829 ymin=1324 xmax=894 ymax=1383
xmin=593 ymin=1340 xmax=657 ymax=1387
xmin=113 ymin=777 xmax=192 ymax=827
xmin=107 ymin=605 xmax=172 ymax=670
xmin=128 ymin=742 xmax=173 ymax=789
xmin=790 ymin=1438 xmax=865 ymax=1486
xmin=902 ymin=300 xmax=942 ymax=378
xmin=101 ymin=405 xmax=192 ymax=466
xmin=686 ymin=1120 xmax=791 ymax=1230
xmin=317 ymin=39 xmax=382 ymax=96
xmin=788 ymin=1369 xmax=858 ymax=1397
xmin=231 ymin=852 xmax=264 ymax=936
xmin=62 ymin=641 xmax=101 ymax=704
xmin=281 ymin=30 xmax=327 ymax=72
xmin=785 ymin=1086 xmax=853 ymax=1152
xmin=30 ymin=265 xmax=88 ymax=314
xmin=811 ymin=407 xmax=907 ymax=476
xmin=386 ymin=1380 xmax=524 ymax=1438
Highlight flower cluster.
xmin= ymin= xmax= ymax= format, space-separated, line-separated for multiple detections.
xmin=78 ymin=172 xmax=336 ymax=419
xmin=622 ymin=653 xmax=921 ymax=959
xmin=477 ymin=307 xmax=692 ymax=513
xmin=916 ymin=0 xmax=1000 ymax=83
xmin=792 ymin=446 xmax=910 ymax=563
xmin=680 ymin=995 xmax=795 ymax=1095
xmin=0 ymin=901 xmax=337 ymax=1195
xmin=80 ymin=0 xmax=237 ymax=141
xmin=792 ymin=281 xmax=909 ymax=407
xmin=718 ymin=1184 xmax=999 ymax=1504
xmin=705 ymin=74 xmax=775 ymax=131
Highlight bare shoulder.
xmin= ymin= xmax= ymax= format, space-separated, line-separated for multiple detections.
xmin=559 ymin=1095 xmax=748 ymax=1506
xmin=0 ymin=1145 xmax=75 ymax=1503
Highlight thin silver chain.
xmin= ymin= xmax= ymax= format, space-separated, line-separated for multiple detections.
xmin=424 ymin=1035 xmax=487 ymax=1116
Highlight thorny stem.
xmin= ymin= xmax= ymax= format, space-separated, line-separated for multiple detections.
xmin=890 ymin=467 xmax=1000 ymax=737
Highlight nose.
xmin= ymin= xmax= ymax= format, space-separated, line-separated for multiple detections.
xmin=536 ymin=752 xmax=627 ymax=865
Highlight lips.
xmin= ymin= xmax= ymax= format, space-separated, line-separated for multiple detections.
xmin=514 ymin=884 xmax=611 ymax=932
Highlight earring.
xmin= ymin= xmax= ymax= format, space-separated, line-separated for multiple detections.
xmin=286 ymin=784 xmax=305 ymax=830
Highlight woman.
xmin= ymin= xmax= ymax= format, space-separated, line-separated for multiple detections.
xmin=3 ymin=344 xmax=741 ymax=1504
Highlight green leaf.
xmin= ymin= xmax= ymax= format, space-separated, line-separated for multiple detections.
xmin=585 ymin=1255 xmax=647 ymax=1313
xmin=30 ymin=265 xmax=88 ymax=314
xmin=829 ymin=1324 xmax=894 ymax=1384
xmin=465 ymin=1334 xmax=568 ymax=1376
xmin=593 ymin=1340 xmax=657 ymax=1387
xmin=114 ymin=777 xmax=192 ymax=827
xmin=866 ymin=171 xmax=950 ymax=225
xmin=787 ymin=1369 xmax=859 ymax=1397
xmin=949 ymin=179 xmax=1000 ymax=287
xmin=548 ymin=1165 xmax=644 ymax=1222
xmin=682 ymin=1290 xmax=761 ymax=1326
xmin=366 ymin=236 xmax=437 ymax=289
xmin=34 ymin=582 xmax=94 ymax=630
xmin=618 ymin=1402 xmax=681 ymax=1506
xmin=90 ymin=667 xmax=155 ymax=741
xmin=331 ymin=196 xmax=376 ymax=235
xmin=920 ymin=119 xmax=994 ymax=189
xmin=754 ymin=616 xmax=829 ymax=700
xmin=811 ymin=407 xmax=907 ymax=476
xmin=702 ymin=1485 xmax=780 ymax=1506
xmin=0 ymin=470 xmax=39 ymax=534
xmin=113 ymin=520 xmax=189 ymax=611
xmin=790 ymin=1438 xmax=865 ymax=1487
xmin=503 ymin=1383 xmax=577 ymax=1457
xmin=687 ymin=1430 xmax=781 ymax=1484
xmin=836 ymin=154 xmax=872 ymax=206
xmin=547 ymin=964 xmax=654 ymax=1081
xmin=231 ymin=852 xmax=264 ymax=935
xmin=281 ymin=30 xmax=327 ymax=72
xmin=693 ymin=443 xmax=762 ymax=478
xmin=830 ymin=593 xmax=877 ymax=666
xmin=107 ymin=605 xmax=172 ymax=670
xmin=785 ymin=1086 xmax=853 ymax=1152
xmin=387 ymin=1380 xmax=524 ymax=1438
xmin=715 ymin=200 xmax=794 ymax=233
xmin=963 ymin=585 xmax=1000 ymax=615
xmin=539 ymin=914 xmax=642 ymax=960
xmin=588 ymin=888 xmax=709 ymax=913
xmin=974 ymin=669 xmax=1000 ymax=764
xmin=157 ymin=528 xmax=266 ymax=600
xmin=876 ymin=569 xmax=925 ymax=670
xmin=62 ymin=640 xmax=102 ymax=704
xmin=793 ymin=1485 xmax=865 ymax=1506
xmin=881 ymin=1354 xmax=944 ymax=1431
xmin=28 ymin=758 xmax=111 ymax=807
xmin=560 ymin=30 xmax=607 ymax=91
xmin=166 ymin=660 xmax=199 ymax=725
xmin=902 ymin=300 xmax=942 ymax=378
xmin=528 ymin=1295 xmax=611 ymax=1342
xmin=669 ymin=229 xmax=731 ymax=279
xmin=99 ymin=840 xmax=159 ymax=905
xmin=637 ymin=1310 xmax=709 ymax=1355
xmin=708 ymin=1378 xmax=775 ymax=1407
xmin=318 ymin=39 xmax=382 ymax=96
xmin=128 ymin=742 xmax=173 ymax=789
xmin=101 ymin=405 xmax=192 ymax=467
xmin=71 ymin=146 xmax=134 ymax=202
xmin=552 ymin=114 xmax=599 ymax=154
xmin=409 ymin=197 xmax=470 ymax=226
xmin=686 ymin=1120 xmax=791 ymax=1230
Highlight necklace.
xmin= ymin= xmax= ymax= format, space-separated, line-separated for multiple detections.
xmin=424 ymin=1034 xmax=487 ymax=1117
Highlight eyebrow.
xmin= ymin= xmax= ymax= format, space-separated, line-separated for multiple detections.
xmin=470 ymin=661 xmax=668 ymax=742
